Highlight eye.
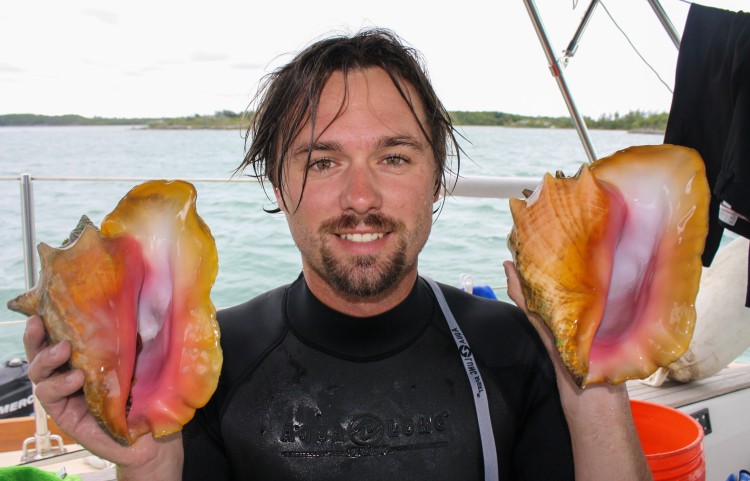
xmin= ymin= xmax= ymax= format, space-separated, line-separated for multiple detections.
xmin=383 ymin=154 xmax=408 ymax=166
xmin=309 ymin=158 xmax=334 ymax=171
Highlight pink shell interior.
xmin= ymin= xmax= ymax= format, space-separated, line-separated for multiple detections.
xmin=586 ymin=146 xmax=708 ymax=384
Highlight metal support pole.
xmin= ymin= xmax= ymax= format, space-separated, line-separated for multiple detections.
xmin=563 ymin=0 xmax=599 ymax=62
xmin=646 ymin=0 xmax=681 ymax=49
xmin=20 ymin=174 xmax=37 ymax=292
xmin=523 ymin=0 xmax=598 ymax=163
xmin=18 ymin=173 xmax=65 ymax=461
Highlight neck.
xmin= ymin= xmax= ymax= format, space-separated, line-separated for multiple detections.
xmin=301 ymin=265 xmax=418 ymax=317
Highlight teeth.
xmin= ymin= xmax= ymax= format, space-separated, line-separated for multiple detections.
xmin=339 ymin=233 xmax=385 ymax=243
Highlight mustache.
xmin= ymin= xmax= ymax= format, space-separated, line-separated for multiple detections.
xmin=320 ymin=212 xmax=402 ymax=234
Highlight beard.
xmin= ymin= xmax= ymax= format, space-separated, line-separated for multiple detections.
xmin=320 ymin=238 xmax=408 ymax=297
xmin=313 ymin=212 xmax=414 ymax=298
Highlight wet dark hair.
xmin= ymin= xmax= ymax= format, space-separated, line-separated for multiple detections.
xmin=236 ymin=27 xmax=461 ymax=213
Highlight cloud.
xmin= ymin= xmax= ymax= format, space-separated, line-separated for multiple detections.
xmin=0 ymin=62 xmax=22 ymax=73
xmin=190 ymin=52 xmax=229 ymax=62
xmin=231 ymin=62 xmax=264 ymax=70
xmin=123 ymin=59 xmax=186 ymax=77
xmin=83 ymin=8 xmax=119 ymax=26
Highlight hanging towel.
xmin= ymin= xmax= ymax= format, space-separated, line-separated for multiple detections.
xmin=664 ymin=3 xmax=750 ymax=306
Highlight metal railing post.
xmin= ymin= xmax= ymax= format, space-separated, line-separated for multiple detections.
xmin=20 ymin=174 xmax=37 ymax=291
xmin=563 ymin=0 xmax=600 ymax=61
xmin=646 ymin=0 xmax=681 ymax=49
xmin=522 ymin=0 xmax=598 ymax=163
xmin=18 ymin=173 xmax=66 ymax=461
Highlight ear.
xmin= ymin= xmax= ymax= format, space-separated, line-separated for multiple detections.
xmin=433 ymin=171 xmax=444 ymax=203
xmin=273 ymin=186 xmax=286 ymax=212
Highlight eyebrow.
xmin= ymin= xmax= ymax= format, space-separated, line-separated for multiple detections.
xmin=292 ymin=141 xmax=339 ymax=157
xmin=291 ymin=135 xmax=427 ymax=158
xmin=378 ymin=136 xmax=426 ymax=152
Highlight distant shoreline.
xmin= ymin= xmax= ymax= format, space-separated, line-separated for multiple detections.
xmin=0 ymin=110 xmax=668 ymax=132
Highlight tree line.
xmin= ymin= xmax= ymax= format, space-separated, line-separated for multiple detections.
xmin=0 ymin=110 xmax=668 ymax=132
xmin=450 ymin=110 xmax=668 ymax=131
xmin=0 ymin=113 xmax=152 ymax=126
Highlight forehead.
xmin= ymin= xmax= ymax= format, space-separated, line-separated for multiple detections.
xmin=307 ymin=67 xmax=429 ymax=140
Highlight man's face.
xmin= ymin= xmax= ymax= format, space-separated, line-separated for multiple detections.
xmin=276 ymin=67 xmax=438 ymax=302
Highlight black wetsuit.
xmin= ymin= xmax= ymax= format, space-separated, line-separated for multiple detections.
xmin=182 ymin=276 xmax=574 ymax=480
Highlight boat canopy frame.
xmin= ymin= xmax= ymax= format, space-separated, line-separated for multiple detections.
xmin=521 ymin=0 xmax=681 ymax=164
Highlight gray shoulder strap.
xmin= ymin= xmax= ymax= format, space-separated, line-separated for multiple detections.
xmin=422 ymin=275 xmax=499 ymax=481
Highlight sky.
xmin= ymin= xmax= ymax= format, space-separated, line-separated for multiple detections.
xmin=0 ymin=0 xmax=746 ymax=119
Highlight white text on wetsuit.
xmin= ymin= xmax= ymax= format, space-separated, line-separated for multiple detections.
xmin=450 ymin=327 xmax=485 ymax=398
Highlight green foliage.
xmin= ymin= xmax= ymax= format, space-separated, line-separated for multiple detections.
xmin=147 ymin=113 xmax=250 ymax=130
xmin=0 ymin=110 xmax=667 ymax=132
xmin=0 ymin=113 xmax=151 ymax=126
xmin=585 ymin=110 xmax=668 ymax=132
xmin=215 ymin=110 xmax=240 ymax=118
xmin=0 ymin=113 xmax=252 ymax=130
xmin=450 ymin=111 xmax=574 ymax=128
xmin=450 ymin=109 xmax=667 ymax=132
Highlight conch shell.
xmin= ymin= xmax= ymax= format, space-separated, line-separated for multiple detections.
xmin=8 ymin=180 xmax=222 ymax=445
xmin=508 ymin=145 xmax=709 ymax=387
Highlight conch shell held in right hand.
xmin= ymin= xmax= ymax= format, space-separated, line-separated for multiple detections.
xmin=8 ymin=180 xmax=222 ymax=445
xmin=508 ymin=145 xmax=709 ymax=387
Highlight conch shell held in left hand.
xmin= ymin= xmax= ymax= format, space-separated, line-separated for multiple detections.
xmin=8 ymin=180 xmax=222 ymax=445
xmin=508 ymin=145 xmax=709 ymax=387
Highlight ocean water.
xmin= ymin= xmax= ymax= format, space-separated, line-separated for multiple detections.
xmin=0 ymin=125 xmax=742 ymax=363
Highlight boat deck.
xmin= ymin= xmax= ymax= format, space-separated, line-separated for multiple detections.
xmin=0 ymin=445 xmax=116 ymax=480
xmin=628 ymin=364 xmax=750 ymax=480
xmin=627 ymin=363 xmax=750 ymax=408
xmin=0 ymin=417 xmax=115 ymax=480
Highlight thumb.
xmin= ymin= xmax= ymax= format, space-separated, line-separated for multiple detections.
xmin=503 ymin=260 xmax=556 ymax=352
xmin=503 ymin=260 xmax=529 ymax=313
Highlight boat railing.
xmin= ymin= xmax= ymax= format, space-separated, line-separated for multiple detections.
xmin=0 ymin=172 xmax=539 ymax=460
xmin=1 ymin=172 xmax=539 ymax=291
xmin=0 ymin=170 xmax=540 ymax=287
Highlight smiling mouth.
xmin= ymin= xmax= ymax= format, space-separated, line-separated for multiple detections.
xmin=338 ymin=232 xmax=386 ymax=243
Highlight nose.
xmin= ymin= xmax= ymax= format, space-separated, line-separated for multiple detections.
xmin=340 ymin=162 xmax=382 ymax=215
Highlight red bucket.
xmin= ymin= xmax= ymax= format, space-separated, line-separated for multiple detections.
xmin=630 ymin=400 xmax=706 ymax=481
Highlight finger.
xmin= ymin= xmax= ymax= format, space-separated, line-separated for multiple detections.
xmin=503 ymin=264 xmax=580 ymax=390
xmin=503 ymin=261 xmax=553 ymax=345
xmin=23 ymin=315 xmax=49 ymax=362
xmin=502 ymin=260 xmax=527 ymax=312
xmin=35 ymin=369 xmax=84 ymax=404
xmin=27 ymin=340 xmax=72 ymax=384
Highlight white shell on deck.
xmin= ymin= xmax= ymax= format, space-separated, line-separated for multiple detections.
xmin=644 ymin=236 xmax=750 ymax=385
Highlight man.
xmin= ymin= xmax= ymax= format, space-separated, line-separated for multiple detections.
xmin=24 ymin=29 xmax=652 ymax=480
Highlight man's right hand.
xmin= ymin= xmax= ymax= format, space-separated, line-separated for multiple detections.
xmin=24 ymin=315 xmax=184 ymax=480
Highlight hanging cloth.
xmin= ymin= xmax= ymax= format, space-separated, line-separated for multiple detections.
xmin=663 ymin=3 xmax=750 ymax=306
